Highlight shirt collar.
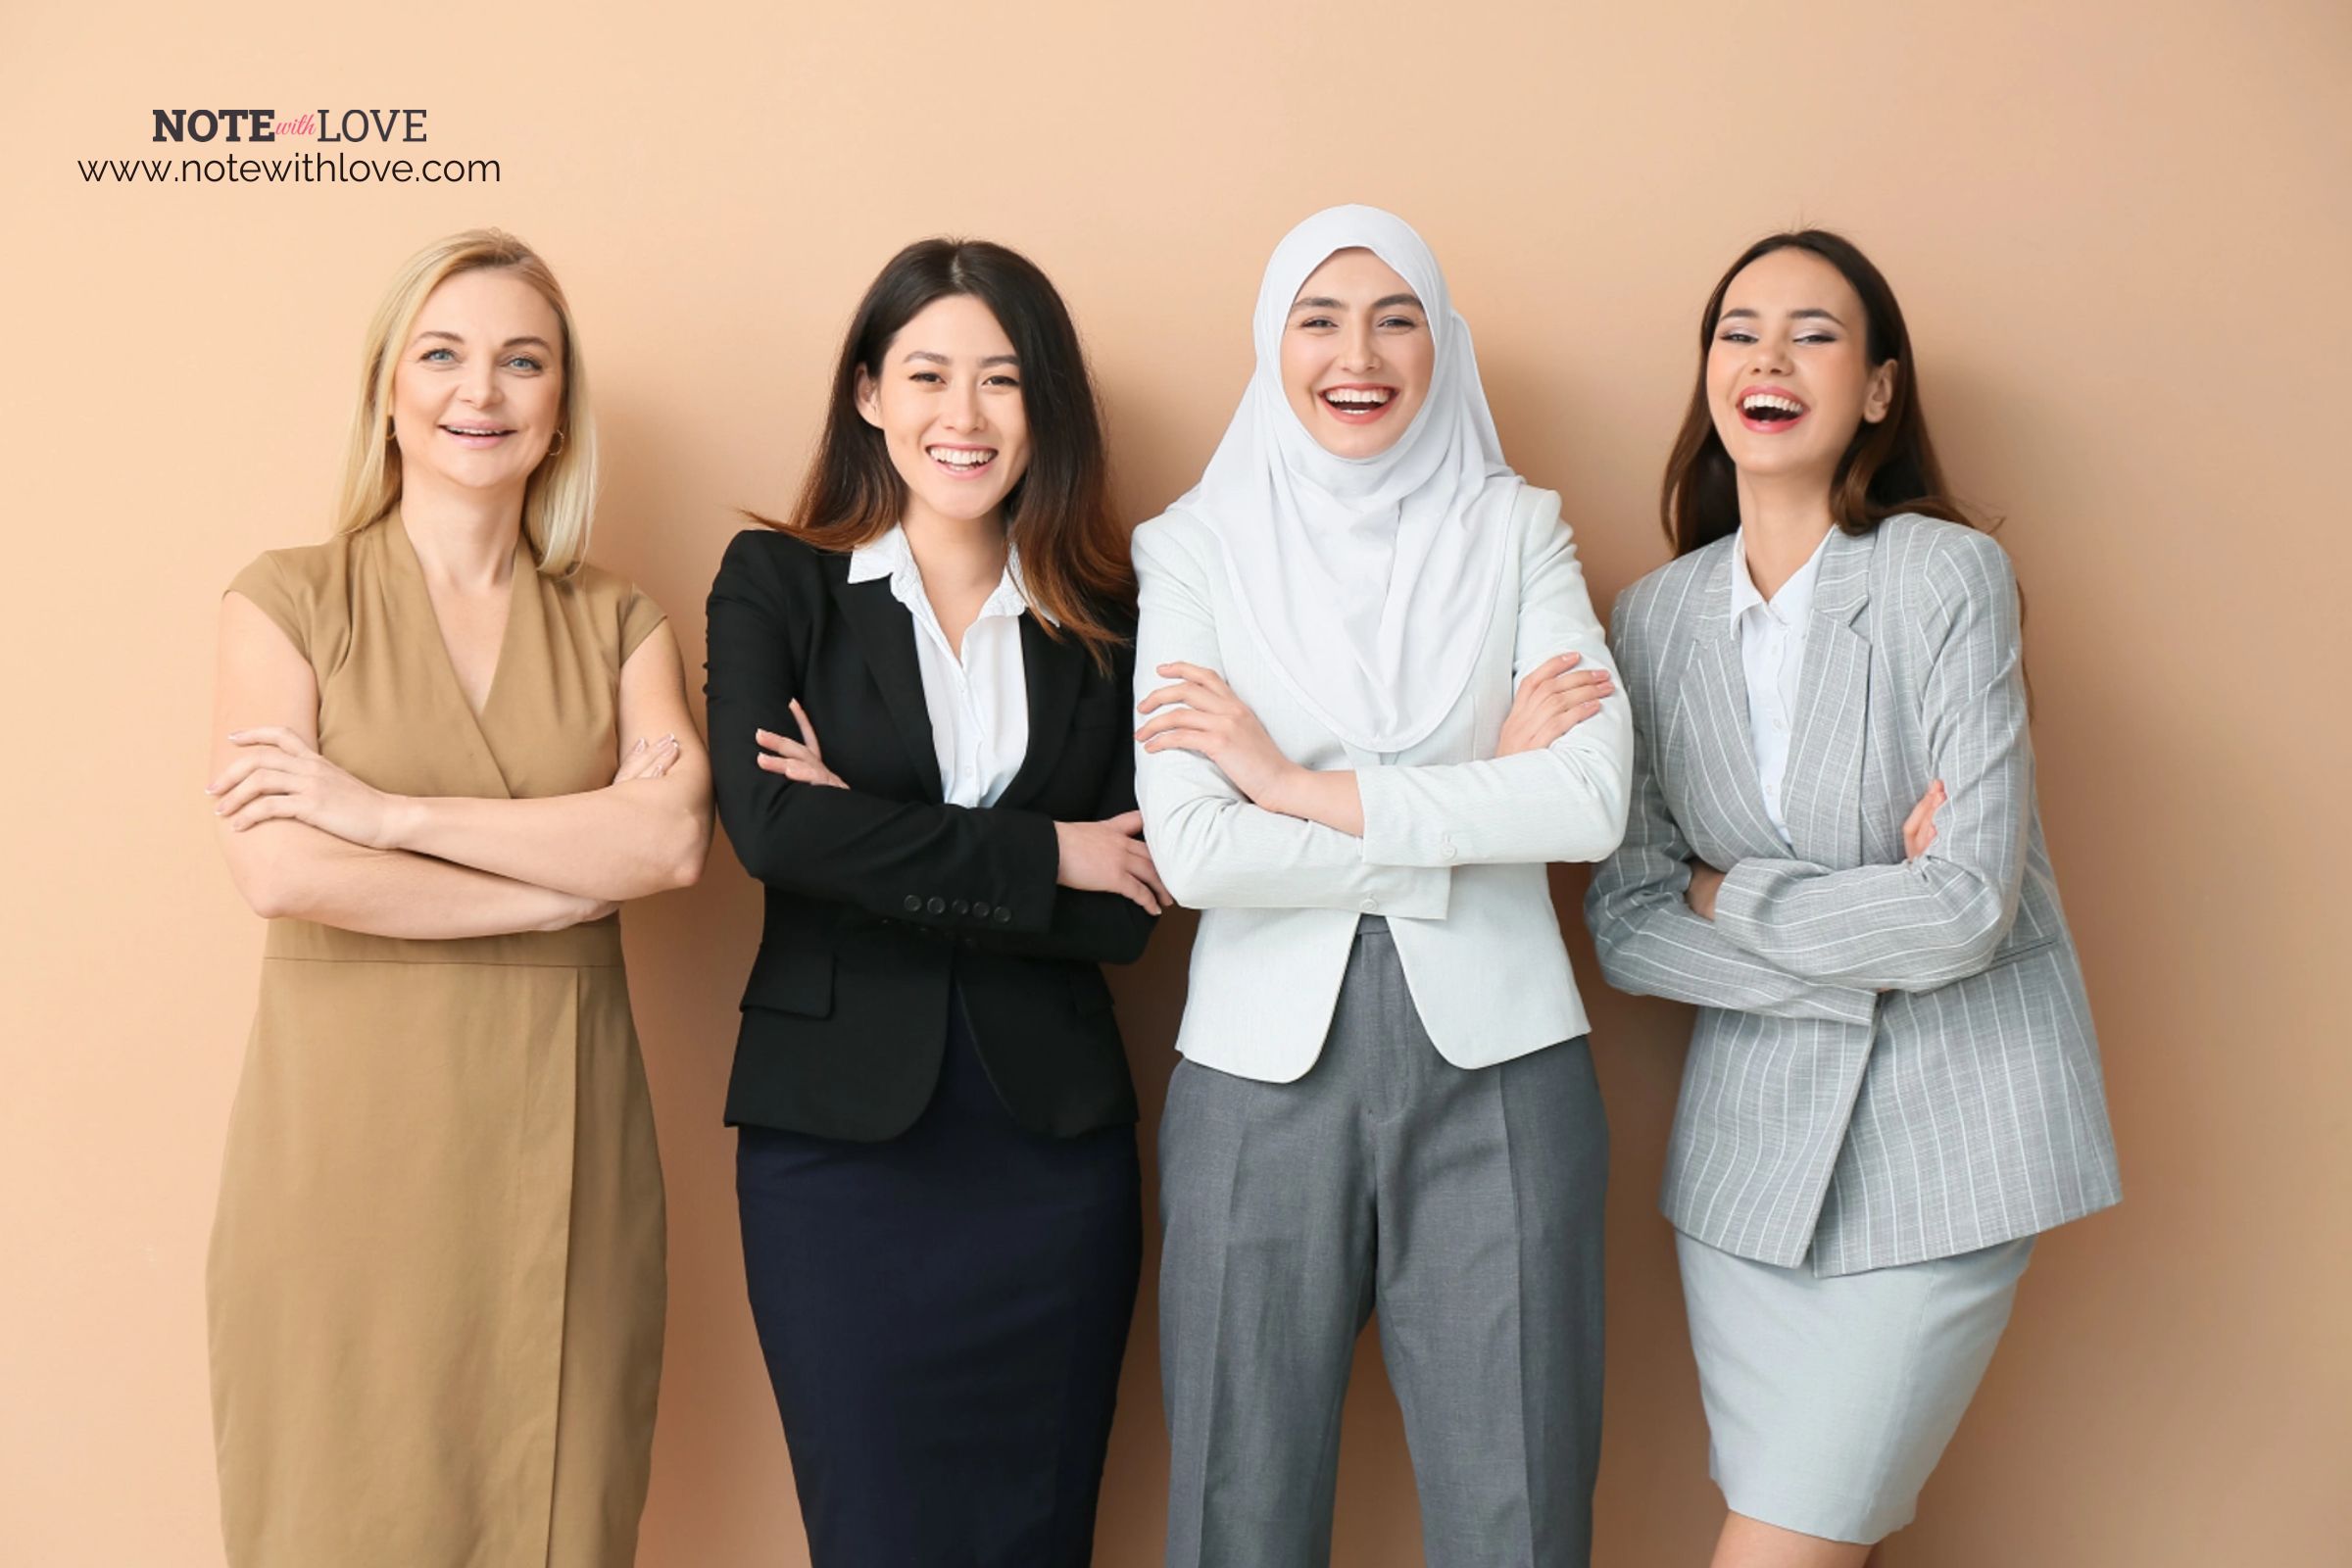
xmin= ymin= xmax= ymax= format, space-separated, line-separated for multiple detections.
xmin=1731 ymin=526 xmax=1834 ymax=630
xmin=847 ymin=525 xmax=1055 ymax=626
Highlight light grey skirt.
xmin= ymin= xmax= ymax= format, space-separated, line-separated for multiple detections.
xmin=1675 ymin=1230 xmax=2034 ymax=1544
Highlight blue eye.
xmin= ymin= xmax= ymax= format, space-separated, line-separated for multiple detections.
xmin=504 ymin=355 xmax=544 ymax=371
xmin=421 ymin=347 xmax=456 ymax=363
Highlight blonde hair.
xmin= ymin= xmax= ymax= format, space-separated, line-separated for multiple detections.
xmin=332 ymin=228 xmax=599 ymax=575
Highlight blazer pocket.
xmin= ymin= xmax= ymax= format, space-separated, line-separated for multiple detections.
xmin=1071 ymin=694 xmax=1128 ymax=729
xmin=1982 ymin=932 xmax=2065 ymax=970
xmin=740 ymin=946 xmax=835 ymax=1018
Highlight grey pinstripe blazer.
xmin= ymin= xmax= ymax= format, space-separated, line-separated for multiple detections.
xmin=1586 ymin=514 xmax=2120 ymax=1276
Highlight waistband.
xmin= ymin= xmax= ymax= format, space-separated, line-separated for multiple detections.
xmin=264 ymin=913 xmax=624 ymax=968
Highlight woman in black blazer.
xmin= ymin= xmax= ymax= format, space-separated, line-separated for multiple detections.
xmin=706 ymin=237 xmax=1163 ymax=1567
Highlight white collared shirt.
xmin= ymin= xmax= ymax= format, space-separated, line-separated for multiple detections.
xmin=1729 ymin=527 xmax=1833 ymax=847
xmin=847 ymin=526 xmax=1047 ymax=808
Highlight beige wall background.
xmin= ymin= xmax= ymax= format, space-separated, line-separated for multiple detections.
xmin=4 ymin=2 xmax=2345 ymax=1562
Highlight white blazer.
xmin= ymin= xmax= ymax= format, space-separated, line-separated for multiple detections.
xmin=1132 ymin=486 xmax=1633 ymax=1082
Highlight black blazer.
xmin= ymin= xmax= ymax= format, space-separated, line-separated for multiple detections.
xmin=705 ymin=527 xmax=1155 ymax=1142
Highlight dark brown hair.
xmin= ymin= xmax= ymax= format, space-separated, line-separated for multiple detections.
xmin=1661 ymin=229 xmax=1979 ymax=557
xmin=757 ymin=237 xmax=1131 ymax=669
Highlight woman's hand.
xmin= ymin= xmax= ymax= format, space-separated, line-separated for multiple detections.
xmin=1054 ymin=809 xmax=1171 ymax=914
xmin=613 ymin=733 xmax=682 ymax=785
xmin=1902 ymin=780 xmax=1945 ymax=861
xmin=1498 ymin=653 xmax=1615 ymax=757
xmin=1685 ymin=860 xmax=1725 ymax=921
xmin=756 ymin=699 xmax=847 ymax=788
xmin=207 ymin=726 xmax=400 ymax=847
xmin=1136 ymin=662 xmax=1302 ymax=808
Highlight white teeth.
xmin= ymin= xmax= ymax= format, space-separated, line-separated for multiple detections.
xmin=1740 ymin=393 xmax=1804 ymax=416
xmin=929 ymin=447 xmax=992 ymax=467
xmin=1324 ymin=388 xmax=1392 ymax=407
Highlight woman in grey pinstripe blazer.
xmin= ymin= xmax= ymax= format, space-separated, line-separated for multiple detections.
xmin=1586 ymin=231 xmax=2121 ymax=1565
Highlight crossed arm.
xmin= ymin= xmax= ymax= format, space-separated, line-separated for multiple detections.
xmin=1129 ymin=503 xmax=1632 ymax=914
xmin=1695 ymin=534 xmax=2034 ymax=991
xmin=207 ymin=590 xmax=711 ymax=939
xmin=1586 ymin=531 xmax=2030 ymax=1012
xmin=703 ymin=530 xmax=1159 ymax=966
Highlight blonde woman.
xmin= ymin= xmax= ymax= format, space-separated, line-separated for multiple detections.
xmin=202 ymin=229 xmax=710 ymax=1567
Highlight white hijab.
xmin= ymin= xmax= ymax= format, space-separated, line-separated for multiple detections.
xmin=1170 ymin=204 xmax=1522 ymax=755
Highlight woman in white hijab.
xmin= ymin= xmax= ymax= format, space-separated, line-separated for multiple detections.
xmin=1132 ymin=205 xmax=1632 ymax=1568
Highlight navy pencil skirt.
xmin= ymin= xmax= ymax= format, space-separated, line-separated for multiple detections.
xmin=737 ymin=991 xmax=1143 ymax=1567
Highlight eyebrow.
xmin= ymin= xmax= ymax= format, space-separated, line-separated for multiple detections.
xmin=413 ymin=329 xmax=557 ymax=351
xmin=1291 ymin=293 xmax=1426 ymax=313
xmin=902 ymin=349 xmax=1021 ymax=368
xmin=1719 ymin=307 xmax=1847 ymax=326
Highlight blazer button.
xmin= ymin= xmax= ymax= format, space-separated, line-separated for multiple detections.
xmin=927 ymin=896 xmax=947 ymax=914
xmin=972 ymin=902 xmax=992 ymax=919
xmin=1361 ymin=896 xmax=1380 ymax=912
xmin=902 ymin=894 xmax=921 ymax=912
xmin=993 ymin=906 xmax=1012 ymax=924
xmin=953 ymin=899 xmax=970 ymax=916
xmin=1439 ymin=837 xmax=1456 ymax=860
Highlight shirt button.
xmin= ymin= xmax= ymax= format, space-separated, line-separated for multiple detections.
xmin=902 ymin=894 xmax=921 ymax=912
xmin=953 ymin=899 xmax=970 ymax=916
xmin=1361 ymin=897 xmax=1380 ymax=912
xmin=1439 ymin=837 xmax=1456 ymax=861
xmin=993 ymin=906 xmax=1012 ymax=924
xmin=972 ymin=902 xmax=992 ymax=919
xmin=927 ymin=897 xmax=947 ymax=914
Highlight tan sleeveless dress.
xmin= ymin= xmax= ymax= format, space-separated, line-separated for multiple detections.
xmin=208 ymin=517 xmax=667 ymax=1568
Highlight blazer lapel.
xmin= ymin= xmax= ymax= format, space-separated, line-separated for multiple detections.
xmin=1672 ymin=550 xmax=1789 ymax=860
xmin=827 ymin=563 xmax=945 ymax=804
xmin=1779 ymin=526 xmax=1876 ymax=869
xmin=996 ymin=612 xmax=1081 ymax=809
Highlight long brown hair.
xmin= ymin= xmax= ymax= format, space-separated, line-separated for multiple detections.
xmin=1660 ymin=229 xmax=1978 ymax=557
xmin=757 ymin=237 xmax=1132 ymax=670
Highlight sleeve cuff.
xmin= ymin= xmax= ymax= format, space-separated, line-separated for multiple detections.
xmin=887 ymin=808 xmax=1063 ymax=936
xmin=1356 ymin=764 xmax=1453 ymax=868
xmin=1358 ymin=858 xmax=1450 ymax=920
xmin=1709 ymin=857 xmax=1789 ymax=956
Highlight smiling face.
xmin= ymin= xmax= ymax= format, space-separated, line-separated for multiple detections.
xmin=1705 ymin=245 xmax=1896 ymax=486
xmin=856 ymin=292 xmax=1033 ymax=532
xmin=1279 ymin=247 xmax=1435 ymax=459
xmin=389 ymin=267 xmax=565 ymax=500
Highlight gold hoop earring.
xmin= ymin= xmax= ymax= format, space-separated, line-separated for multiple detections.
xmin=548 ymin=428 xmax=566 ymax=457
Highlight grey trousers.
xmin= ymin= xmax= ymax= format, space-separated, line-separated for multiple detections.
xmin=1158 ymin=919 xmax=1609 ymax=1568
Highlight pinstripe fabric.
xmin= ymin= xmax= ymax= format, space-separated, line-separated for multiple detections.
xmin=1585 ymin=514 xmax=2120 ymax=1276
